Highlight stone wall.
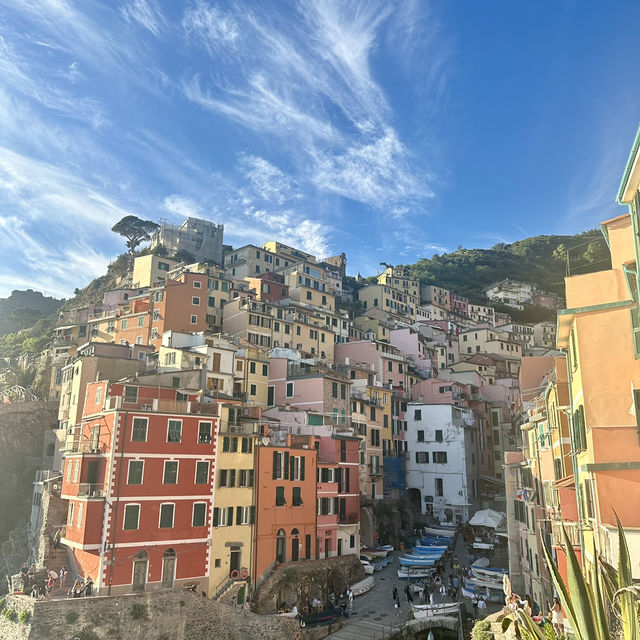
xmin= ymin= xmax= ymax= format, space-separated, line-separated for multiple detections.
xmin=0 ymin=589 xmax=301 ymax=640
xmin=254 ymin=554 xmax=364 ymax=614
xmin=36 ymin=487 xmax=67 ymax=567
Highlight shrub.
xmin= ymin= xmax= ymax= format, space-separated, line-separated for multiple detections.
xmin=130 ymin=602 xmax=148 ymax=620
xmin=3 ymin=608 xmax=17 ymax=622
xmin=76 ymin=626 xmax=99 ymax=640
xmin=64 ymin=611 xmax=79 ymax=624
xmin=475 ymin=633 xmax=494 ymax=640
xmin=19 ymin=610 xmax=31 ymax=624
xmin=471 ymin=619 xmax=493 ymax=640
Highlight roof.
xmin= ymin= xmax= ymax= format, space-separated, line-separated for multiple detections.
xmin=617 ymin=123 xmax=640 ymax=203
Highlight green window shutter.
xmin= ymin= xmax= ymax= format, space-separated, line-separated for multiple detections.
xmin=300 ymin=457 xmax=305 ymax=481
xmin=213 ymin=507 xmax=219 ymax=527
xmin=345 ymin=468 xmax=350 ymax=493
xmin=250 ymin=506 xmax=255 ymax=524
xmin=248 ymin=469 xmax=254 ymax=487
xmin=284 ymin=452 xmax=290 ymax=479
xmin=273 ymin=451 xmax=279 ymax=479
xmin=227 ymin=506 xmax=234 ymax=525
xmin=289 ymin=455 xmax=295 ymax=480
xmin=223 ymin=437 xmax=230 ymax=452
xmin=631 ymin=308 xmax=640 ymax=356
xmin=230 ymin=469 xmax=236 ymax=487
xmin=236 ymin=506 xmax=242 ymax=526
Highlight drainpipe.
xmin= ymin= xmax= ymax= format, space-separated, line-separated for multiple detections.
xmin=108 ymin=408 xmax=128 ymax=595
xmin=559 ymin=349 xmax=585 ymax=560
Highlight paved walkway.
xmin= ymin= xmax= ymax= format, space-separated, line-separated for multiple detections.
xmin=327 ymin=537 xmax=465 ymax=640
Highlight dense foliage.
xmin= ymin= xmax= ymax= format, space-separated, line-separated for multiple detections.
xmin=0 ymin=289 xmax=62 ymax=336
xmin=403 ymin=231 xmax=610 ymax=301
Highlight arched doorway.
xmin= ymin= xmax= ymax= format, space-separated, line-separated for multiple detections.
xmin=291 ymin=529 xmax=299 ymax=562
xmin=407 ymin=488 xmax=422 ymax=515
xmin=276 ymin=529 xmax=286 ymax=563
xmin=161 ymin=548 xmax=176 ymax=588
xmin=132 ymin=550 xmax=148 ymax=592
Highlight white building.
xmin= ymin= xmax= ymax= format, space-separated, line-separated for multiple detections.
xmin=152 ymin=217 xmax=224 ymax=265
xmin=483 ymin=279 xmax=535 ymax=309
xmin=405 ymin=403 xmax=478 ymax=523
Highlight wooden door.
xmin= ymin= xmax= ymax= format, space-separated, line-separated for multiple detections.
xmin=132 ymin=560 xmax=147 ymax=592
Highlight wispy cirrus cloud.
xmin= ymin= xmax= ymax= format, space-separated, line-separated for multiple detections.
xmin=122 ymin=0 xmax=167 ymax=37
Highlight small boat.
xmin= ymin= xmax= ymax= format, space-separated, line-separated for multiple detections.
xmin=472 ymin=542 xmax=494 ymax=550
xmin=298 ymin=607 xmax=342 ymax=628
xmin=462 ymin=586 xmax=503 ymax=604
xmin=378 ymin=544 xmax=394 ymax=553
xmin=413 ymin=545 xmax=448 ymax=553
xmin=399 ymin=556 xmax=436 ymax=567
xmin=472 ymin=557 xmax=491 ymax=568
xmin=411 ymin=602 xmax=460 ymax=618
xmin=397 ymin=567 xmax=435 ymax=579
xmin=350 ymin=575 xmax=374 ymax=596
xmin=361 ymin=546 xmax=389 ymax=558
xmin=465 ymin=577 xmax=503 ymax=591
xmin=360 ymin=558 xmax=374 ymax=575
xmin=471 ymin=566 xmax=508 ymax=579
xmin=423 ymin=526 xmax=455 ymax=538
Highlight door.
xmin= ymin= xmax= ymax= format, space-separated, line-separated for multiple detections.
xmin=132 ymin=560 xmax=147 ymax=592
xmin=230 ymin=549 xmax=241 ymax=574
xmin=161 ymin=553 xmax=176 ymax=589
xmin=86 ymin=460 xmax=98 ymax=485
xmin=324 ymin=538 xmax=330 ymax=558
xmin=337 ymin=538 xmax=343 ymax=557
xmin=291 ymin=538 xmax=299 ymax=562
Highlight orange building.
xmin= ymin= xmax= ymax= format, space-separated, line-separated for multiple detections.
xmin=252 ymin=435 xmax=317 ymax=588
xmin=115 ymin=271 xmax=210 ymax=349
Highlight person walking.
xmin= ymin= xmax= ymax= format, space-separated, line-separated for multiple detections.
xmin=392 ymin=585 xmax=400 ymax=616
xmin=20 ymin=563 xmax=29 ymax=591
xmin=346 ymin=587 xmax=353 ymax=610
xmin=404 ymin=584 xmax=414 ymax=605
xmin=472 ymin=595 xmax=479 ymax=620
xmin=59 ymin=566 xmax=67 ymax=590
xmin=478 ymin=596 xmax=487 ymax=616
xmin=28 ymin=563 xmax=36 ymax=589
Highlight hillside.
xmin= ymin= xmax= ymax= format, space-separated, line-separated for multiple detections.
xmin=402 ymin=230 xmax=610 ymax=301
xmin=0 ymin=289 xmax=63 ymax=336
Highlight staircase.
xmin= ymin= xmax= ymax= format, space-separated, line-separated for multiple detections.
xmin=43 ymin=539 xmax=75 ymax=593
xmin=216 ymin=580 xmax=248 ymax=605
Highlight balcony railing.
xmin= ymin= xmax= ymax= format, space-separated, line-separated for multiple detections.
xmin=77 ymin=483 xmax=106 ymax=498
xmin=551 ymin=520 xmax=581 ymax=547
xmin=369 ymin=465 xmax=382 ymax=477
xmin=65 ymin=440 xmax=107 ymax=455
xmin=338 ymin=513 xmax=359 ymax=524
xmin=219 ymin=421 xmax=260 ymax=436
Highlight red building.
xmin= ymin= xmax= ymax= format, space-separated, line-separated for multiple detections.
xmin=61 ymin=381 xmax=218 ymax=595
xmin=449 ymin=292 xmax=469 ymax=317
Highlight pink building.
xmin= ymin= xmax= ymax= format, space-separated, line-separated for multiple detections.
xmin=389 ymin=328 xmax=433 ymax=377
xmin=334 ymin=340 xmax=407 ymax=390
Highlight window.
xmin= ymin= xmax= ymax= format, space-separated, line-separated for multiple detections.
xmin=415 ymin=451 xmax=429 ymax=463
xmin=370 ymin=407 xmax=376 ymax=421
xmin=195 ymin=461 xmax=209 ymax=484
xmin=127 ymin=460 xmax=144 ymax=484
xmin=137 ymin=315 xmax=144 ymax=328
xmin=190 ymin=314 xmax=198 ymax=324
xmin=249 ymin=383 xmax=257 ymax=396
xmin=124 ymin=504 xmax=140 ymax=530
xmin=239 ymin=469 xmax=254 ymax=487
xmin=68 ymin=502 xmax=75 ymax=525
xmin=292 ymin=486 xmax=303 ymax=506
xmin=340 ymin=384 xmax=346 ymax=400
xmin=65 ymin=460 xmax=72 ymax=482
xmin=417 ymin=430 xmax=424 ymax=442
xmin=435 ymin=478 xmax=444 ymax=497
xmin=120 ymin=318 xmax=128 ymax=330
xmin=124 ymin=386 xmax=138 ymax=404
xmin=286 ymin=382 xmax=294 ymax=397
xmin=193 ymin=280 xmax=201 ymax=289
xmin=159 ymin=503 xmax=174 ymax=528
xmin=193 ymin=503 xmax=206 ymax=527
xmin=332 ymin=382 xmax=338 ymax=398
xmin=192 ymin=296 xmax=200 ymax=306
xmin=76 ymin=502 xmax=83 ymax=527
xmin=435 ymin=429 xmax=443 ymax=442
xmin=414 ymin=409 xmax=422 ymax=421
xmin=198 ymin=422 xmax=212 ymax=444
xmin=433 ymin=452 xmax=448 ymax=464
xmin=73 ymin=460 xmax=79 ymax=482
xmin=276 ymin=486 xmax=286 ymax=506
xmin=163 ymin=461 xmax=178 ymax=484
xmin=241 ymin=437 xmax=253 ymax=453
xmin=262 ymin=364 xmax=268 ymax=376
xmin=167 ymin=420 xmax=182 ymax=443
xmin=213 ymin=506 xmax=232 ymax=527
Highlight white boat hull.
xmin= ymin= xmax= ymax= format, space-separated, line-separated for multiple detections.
xmin=351 ymin=575 xmax=374 ymax=597
xmin=423 ymin=526 xmax=455 ymax=538
xmin=412 ymin=603 xmax=460 ymax=618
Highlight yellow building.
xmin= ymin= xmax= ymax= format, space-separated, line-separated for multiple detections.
xmin=282 ymin=263 xmax=336 ymax=311
xmin=358 ymin=284 xmax=418 ymax=320
xmin=209 ymin=405 xmax=260 ymax=602
xmin=234 ymin=347 xmax=270 ymax=407
xmin=86 ymin=313 xmax=118 ymax=343
xmin=377 ymin=267 xmax=420 ymax=299
xmin=556 ymin=206 xmax=640 ymax=577
xmin=132 ymin=254 xmax=179 ymax=288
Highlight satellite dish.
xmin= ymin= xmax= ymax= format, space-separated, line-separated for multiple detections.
xmin=261 ymin=437 xmax=271 ymax=446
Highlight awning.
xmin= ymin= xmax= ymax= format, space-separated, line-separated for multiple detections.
xmin=469 ymin=509 xmax=506 ymax=529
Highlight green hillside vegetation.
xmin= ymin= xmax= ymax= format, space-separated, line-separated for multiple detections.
xmin=0 ymin=289 xmax=63 ymax=336
xmin=404 ymin=231 xmax=610 ymax=301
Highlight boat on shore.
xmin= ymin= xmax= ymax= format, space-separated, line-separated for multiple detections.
xmin=298 ymin=607 xmax=342 ymax=628
xmin=360 ymin=546 xmax=389 ymax=558
xmin=397 ymin=567 xmax=435 ymax=579
xmin=461 ymin=586 xmax=504 ymax=603
xmin=465 ymin=577 xmax=503 ymax=591
xmin=411 ymin=602 xmax=460 ymax=618
xmin=399 ymin=556 xmax=437 ymax=567
xmin=350 ymin=575 xmax=374 ymax=597
xmin=423 ymin=526 xmax=455 ymax=538
xmin=471 ymin=566 xmax=508 ymax=580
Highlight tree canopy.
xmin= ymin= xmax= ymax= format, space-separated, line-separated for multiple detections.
xmin=111 ymin=216 xmax=159 ymax=255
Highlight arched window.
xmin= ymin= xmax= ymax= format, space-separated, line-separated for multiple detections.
xmin=276 ymin=529 xmax=286 ymax=563
xmin=291 ymin=529 xmax=299 ymax=562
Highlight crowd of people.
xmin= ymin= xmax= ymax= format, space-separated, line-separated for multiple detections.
xmin=19 ymin=559 xmax=96 ymax=601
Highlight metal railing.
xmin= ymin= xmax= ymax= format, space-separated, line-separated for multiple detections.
xmin=219 ymin=421 xmax=260 ymax=436
xmin=77 ymin=483 xmax=106 ymax=498
xmin=338 ymin=513 xmax=359 ymax=524
xmin=551 ymin=520 xmax=581 ymax=547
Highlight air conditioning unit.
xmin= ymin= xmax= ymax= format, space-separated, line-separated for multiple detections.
xmin=229 ymin=425 xmax=237 ymax=433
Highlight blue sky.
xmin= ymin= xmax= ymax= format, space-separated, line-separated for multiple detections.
xmin=1 ymin=1 xmax=639 ymax=298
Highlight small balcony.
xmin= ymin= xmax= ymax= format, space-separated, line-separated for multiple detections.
xmin=77 ymin=483 xmax=106 ymax=498
xmin=338 ymin=513 xmax=359 ymax=525
xmin=369 ymin=464 xmax=382 ymax=477
xmin=219 ymin=421 xmax=260 ymax=436
xmin=551 ymin=520 xmax=581 ymax=547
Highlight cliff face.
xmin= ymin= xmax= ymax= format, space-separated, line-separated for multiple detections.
xmin=0 ymin=401 xmax=59 ymax=574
